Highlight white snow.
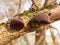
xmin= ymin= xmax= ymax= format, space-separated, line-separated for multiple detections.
xmin=45 ymin=20 xmax=60 ymax=36
xmin=56 ymin=0 xmax=60 ymax=4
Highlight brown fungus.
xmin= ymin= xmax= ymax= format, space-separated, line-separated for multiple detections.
xmin=28 ymin=12 xmax=51 ymax=29
xmin=33 ymin=12 xmax=51 ymax=24
xmin=9 ymin=14 xmax=24 ymax=30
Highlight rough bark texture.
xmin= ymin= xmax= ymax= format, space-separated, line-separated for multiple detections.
xmin=0 ymin=5 xmax=60 ymax=45
xmin=0 ymin=0 xmax=60 ymax=45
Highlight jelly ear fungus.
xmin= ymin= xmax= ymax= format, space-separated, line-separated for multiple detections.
xmin=7 ymin=13 xmax=24 ymax=31
xmin=29 ymin=12 xmax=51 ymax=26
